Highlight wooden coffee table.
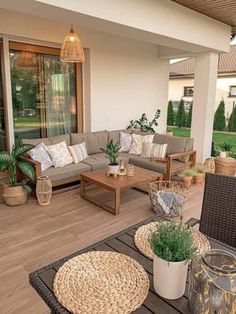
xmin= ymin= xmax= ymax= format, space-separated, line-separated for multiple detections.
xmin=80 ymin=166 xmax=162 ymax=215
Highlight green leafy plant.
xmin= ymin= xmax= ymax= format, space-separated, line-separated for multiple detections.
xmin=220 ymin=142 xmax=233 ymax=152
xmin=127 ymin=109 xmax=161 ymax=133
xmin=180 ymin=168 xmax=195 ymax=177
xmin=150 ymin=222 xmax=197 ymax=262
xmin=194 ymin=165 xmax=205 ymax=173
xmin=101 ymin=140 xmax=121 ymax=165
xmin=0 ymin=144 xmax=35 ymax=193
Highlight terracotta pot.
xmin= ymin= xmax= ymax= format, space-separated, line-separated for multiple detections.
xmin=195 ymin=173 xmax=205 ymax=185
xmin=2 ymin=184 xmax=27 ymax=206
xmin=182 ymin=176 xmax=192 ymax=188
xmin=166 ymin=131 xmax=173 ymax=136
xmin=153 ymin=255 xmax=188 ymax=299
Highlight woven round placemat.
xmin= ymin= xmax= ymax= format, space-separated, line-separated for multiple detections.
xmin=134 ymin=222 xmax=211 ymax=260
xmin=53 ymin=251 xmax=150 ymax=314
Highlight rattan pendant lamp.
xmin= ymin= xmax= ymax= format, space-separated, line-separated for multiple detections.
xmin=60 ymin=25 xmax=85 ymax=63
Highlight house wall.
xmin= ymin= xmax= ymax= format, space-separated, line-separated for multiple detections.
xmin=0 ymin=8 xmax=167 ymax=135
xmin=169 ymin=77 xmax=236 ymax=116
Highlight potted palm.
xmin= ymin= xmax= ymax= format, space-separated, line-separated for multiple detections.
xmin=0 ymin=144 xmax=35 ymax=206
xmin=194 ymin=165 xmax=205 ymax=185
xmin=150 ymin=222 xmax=197 ymax=299
xmin=101 ymin=140 xmax=121 ymax=174
xmin=220 ymin=142 xmax=232 ymax=158
xmin=180 ymin=168 xmax=195 ymax=188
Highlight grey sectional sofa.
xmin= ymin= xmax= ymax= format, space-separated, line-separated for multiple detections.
xmin=22 ymin=130 xmax=196 ymax=187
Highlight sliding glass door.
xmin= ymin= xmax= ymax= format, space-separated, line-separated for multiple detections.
xmin=9 ymin=43 xmax=80 ymax=143
xmin=0 ymin=42 xmax=6 ymax=151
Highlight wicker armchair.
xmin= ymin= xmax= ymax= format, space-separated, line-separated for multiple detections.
xmin=186 ymin=173 xmax=236 ymax=248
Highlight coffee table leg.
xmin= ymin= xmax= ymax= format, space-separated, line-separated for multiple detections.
xmin=80 ymin=177 xmax=85 ymax=197
xmin=114 ymin=189 xmax=120 ymax=215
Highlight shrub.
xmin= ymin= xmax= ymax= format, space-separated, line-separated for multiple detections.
xmin=167 ymin=100 xmax=175 ymax=126
xmin=185 ymin=101 xmax=193 ymax=128
xmin=150 ymin=222 xmax=197 ymax=262
xmin=228 ymin=103 xmax=236 ymax=132
xmin=213 ymin=99 xmax=226 ymax=131
xmin=175 ymin=99 xmax=186 ymax=128
xmin=220 ymin=142 xmax=233 ymax=152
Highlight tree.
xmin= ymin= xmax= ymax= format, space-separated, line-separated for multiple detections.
xmin=167 ymin=100 xmax=175 ymax=126
xmin=185 ymin=101 xmax=193 ymax=128
xmin=228 ymin=102 xmax=236 ymax=132
xmin=175 ymin=99 xmax=185 ymax=128
xmin=213 ymin=99 xmax=226 ymax=131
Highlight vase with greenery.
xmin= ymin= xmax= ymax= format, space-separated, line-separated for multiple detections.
xmin=101 ymin=140 xmax=121 ymax=174
xmin=150 ymin=222 xmax=197 ymax=299
xmin=180 ymin=168 xmax=195 ymax=188
xmin=220 ymin=142 xmax=232 ymax=158
xmin=127 ymin=109 xmax=161 ymax=133
xmin=194 ymin=165 xmax=205 ymax=185
xmin=0 ymin=144 xmax=35 ymax=205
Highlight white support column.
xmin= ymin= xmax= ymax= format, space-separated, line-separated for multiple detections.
xmin=191 ymin=52 xmax=219 ymax=163
xmin=156 ymin=58 xmax=169 ymax=134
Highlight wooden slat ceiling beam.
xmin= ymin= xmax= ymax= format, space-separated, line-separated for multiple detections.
xmin=172 ymin=0 xmax=236 ymax=33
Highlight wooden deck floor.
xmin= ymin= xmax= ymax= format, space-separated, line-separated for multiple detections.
xmin=0 ymin=184 xmax=203 ymax=314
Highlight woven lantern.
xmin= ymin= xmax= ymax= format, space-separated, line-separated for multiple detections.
xmin=18 ymin=51 xmax=37 ymax=68
xmin=60 ymin=26 xmax=85 ymax=63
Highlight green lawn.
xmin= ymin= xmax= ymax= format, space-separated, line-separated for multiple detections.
xmin=169 ymin=127 xmax=236 ymax=155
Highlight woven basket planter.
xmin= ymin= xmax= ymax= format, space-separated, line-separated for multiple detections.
xmin=215 ymin=157 xmax=236 ymax=176
xmin=147 ymin=181 xmax=188 ymax=217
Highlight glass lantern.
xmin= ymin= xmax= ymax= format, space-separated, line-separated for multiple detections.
xmin=189 ymin=249 xmax=236 ymax=314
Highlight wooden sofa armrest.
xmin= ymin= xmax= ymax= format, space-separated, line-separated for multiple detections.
xmin=165 ymin=150 xmax=197 ymax=180
xmin=20 ymin=155 xmax=42 ymax=179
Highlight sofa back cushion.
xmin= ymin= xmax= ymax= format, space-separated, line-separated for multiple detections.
xmin=71 ymin=130 xmax=108 ymax=154
xmin=50 ymin=134 xmax=71 ymax=146
xmin=21 ymin=137 xmax=51 ymax=146
xmin=22 ymin=134 xmax=70 ymax=147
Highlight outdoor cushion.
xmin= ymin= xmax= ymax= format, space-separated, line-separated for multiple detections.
xmin=119 ymin=132 xmax=132 ymax=152
xmin=108 ymin=129 xmax=131 ymax=144
xmin=71 ymin=131 xmax=108 ymax=154
xmin=118 ymin=152 xmax=130 ymax=162
xmin=68 ymin=142 xmax=89 ymax=164
xmin=153 ymin=134 xmax=186 ymax=155
xmin=82 ymin=153 xmax=109 ymax=171
xmin=50 ymin=134 xmax=71 ymax=146
xmin=129 ymin=156 xmax=183 ymax=174
xmin=129 ymin=134 xmax=154 ymax=155
xmin=21 ymin=137 xmax=51 ymax=146
xmin=43 ymin=162 xmax=91 ymax=181
xmin=28 ymin=142 xmax=52 ymax=171
xmin=46 ymin=141 xmax=73 ymax=168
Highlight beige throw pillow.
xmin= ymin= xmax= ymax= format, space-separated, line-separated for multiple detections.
xmin=68 ymin=142 xmax=89 ymax=164
xmin=129 ymin=134 xmax=154 ymax=155
xmin=28 ymin=142 xmax=52 ymax=171
xmin=46 ymin=141 xmax=73 ymax=168
xmin=141 ymin=143 xmax=168 ymax=159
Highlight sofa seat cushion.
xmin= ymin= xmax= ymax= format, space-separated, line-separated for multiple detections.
xmin=43 ymin=163 xmax=91 ymax=182
xmin=71 ymin=131 xmax=108 ymax=154
xmin=129 ymin=156 xmax=183 ymax=174
xmin=82 ymin=153 xmax=109 ymax=171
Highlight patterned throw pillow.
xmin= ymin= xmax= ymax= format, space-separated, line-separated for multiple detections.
xmin=68 ymin=142 xmax=89 ymax=164
xmin=152 ymin=143 xmax=168 ymax=159
xmin=28 ymin=142 xmax=53 ymax=172
xmin=141 ymin=143 xmax=168 ymax=159
xmin=46 ymin=141 xmax=73 ymax=168
xmin=119 ymin=132 xmax=132 ymax=152
xmin=129 ymin=134 xmax=154 ymax=155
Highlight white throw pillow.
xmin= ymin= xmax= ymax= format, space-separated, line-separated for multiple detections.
xmin=28 ymin=142 xmax=53 ymax=172
xmin=46 ymin=141 xmax=73 ymax=168
xmin=119 ymin=132 xmax=132 ymax=152
xmin=129 ymin=134 xmax=154 ymax=155
xmin=141 ymin=143 xmax=153 ymax=158
xmin=68 ymin=142 xmax=89 ymax=164
xmin=152 ymin=143 xmax=168 ymax=159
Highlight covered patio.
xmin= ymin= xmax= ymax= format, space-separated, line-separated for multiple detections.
xmin=0 ymin=1 xmax=235 ymax=314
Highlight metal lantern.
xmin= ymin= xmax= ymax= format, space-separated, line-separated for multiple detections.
xmin=189 ymin=249 xmax=236 ymax=314
xmin=60 ymin=26 xmax=85 ymax=63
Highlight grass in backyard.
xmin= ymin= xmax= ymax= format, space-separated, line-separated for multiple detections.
xmin=169 ymin=127 xmax=236 ymax=154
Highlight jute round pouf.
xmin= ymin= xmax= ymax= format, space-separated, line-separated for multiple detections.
xmin=53 ymin=251 xmax=149 ymax=314
xmin=134 ymin=222 xmax=211 ymax=260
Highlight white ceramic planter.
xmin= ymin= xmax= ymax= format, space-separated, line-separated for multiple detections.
xmin=220 ymin=151 xmax=227 ymax=158
xmin=153 ymin=255 xmax=188 ymax=299
xmin=108 ymin=164 xmax=119 ymax=174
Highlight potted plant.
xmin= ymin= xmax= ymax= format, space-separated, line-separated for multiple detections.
xmin=127 ymin=109 xmax=161 ymax=133
xmin=150 ymin=222 xmax=197 ymax=299
xmin=220 ymin=142 xmax=232 ymax=158
xmin=101 ymin=140 xmax=121 ymax=174
xmin=0 ymin=144 xmax=35 ymax=206
xmin=166 ymin=128 xmax=173 ymax=136
xmin=194 ymin=165 xmax=205 ymax=185
xmin=180 ymin=168 xmax=195 ymax=188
